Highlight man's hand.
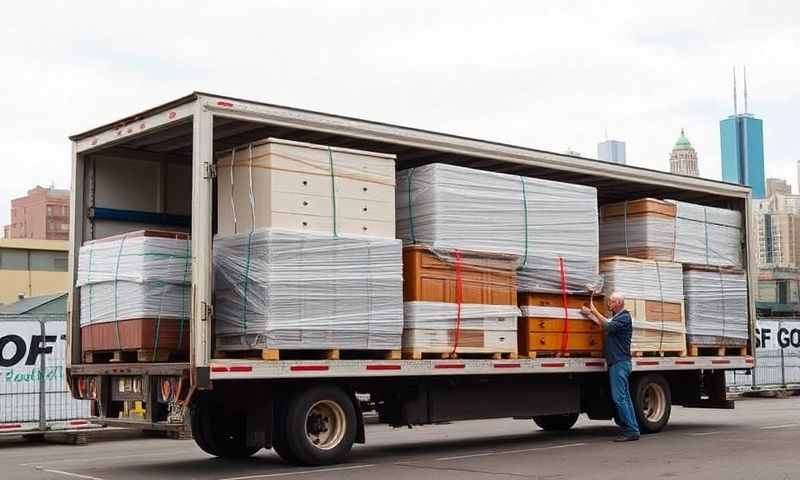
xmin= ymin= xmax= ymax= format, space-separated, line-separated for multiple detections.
xmin=580 ymin=305 xmax=592 ymax=318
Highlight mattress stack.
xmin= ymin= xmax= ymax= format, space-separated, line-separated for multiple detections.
xmin=401 ymin=246 xmax=518 ymax=358
xmin=213 ymin=139 xmax=403 ymax=353
xmin=600 ymin=257 xmax=687 ymax=355
xmin=518 ymin=293 xmax=605 ymax=357
xmin=77 ymin=230 xmax=191 ymax=361
xmin=683 ymin=266 xmax=748 ymax=348
xmin=396 ymin=163 xmax=600 ymax=357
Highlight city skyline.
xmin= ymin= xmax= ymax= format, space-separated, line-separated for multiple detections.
xmin=2 ymin=3 xmax=800 ymax=227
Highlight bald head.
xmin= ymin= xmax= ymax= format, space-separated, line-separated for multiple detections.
xmin=608 ymin=291 xmax=625 ymax=313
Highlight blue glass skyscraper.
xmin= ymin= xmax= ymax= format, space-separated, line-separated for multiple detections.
xmin=720 ymin=114 xmax=765 ymax=198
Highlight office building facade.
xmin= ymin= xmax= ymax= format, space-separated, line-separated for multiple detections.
xmin=669 ymin=130 xmax=699 ymax=176
xmin=597 ymin=139 xmax=626 ymax=164
xmin=720 ymin=114 xmax=765 ymax=198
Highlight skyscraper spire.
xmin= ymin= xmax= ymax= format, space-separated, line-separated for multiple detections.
xmin=732 ymin=66 xmax=738 ymax=116
xmin=743 ymin=65 xmax=749 ymax=114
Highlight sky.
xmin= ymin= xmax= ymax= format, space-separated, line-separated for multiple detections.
xmin=1 ymin=1 xmax=799 ymax=228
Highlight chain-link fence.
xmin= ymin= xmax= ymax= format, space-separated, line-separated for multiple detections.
xmin=727 ymin=318 xmax=800 ymax=393
xmin=0 ymin=314 xmax=92 ymax=434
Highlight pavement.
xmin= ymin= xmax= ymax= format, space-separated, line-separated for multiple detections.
xmin=2 ymin=395 xmax=799 ymax=480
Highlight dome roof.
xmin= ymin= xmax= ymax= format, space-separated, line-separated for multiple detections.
xmin=674 ymin=129 xmax=693 ymax=150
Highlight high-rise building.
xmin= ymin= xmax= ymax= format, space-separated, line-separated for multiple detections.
xmin=720 ymin=67 xmax=766 ymax=198
xmin=3 ymin=186 xmax=70 ymax=240
xmin=669 ymin=129 xmax=699 ymax=176
xmin=766 ymin=178 xmax=792 ymax=197
xmin=597 ymin=139 xmax=626 ymax=164
xmin=796 ymin=160 xmax=800 ymax=194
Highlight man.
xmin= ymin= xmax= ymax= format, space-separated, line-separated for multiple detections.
xmin=581 ymin=291 xmax=640 ymax=442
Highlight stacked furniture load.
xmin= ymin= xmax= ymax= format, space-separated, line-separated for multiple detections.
xmin=397 ymin=163 xmax=601 ymax=359
xmin=600 ymin=257 xmax=687 ymax=356
xmin=213 ymin=139 xmax=404 ymax=360
xmin=401 ymin=246 xmax=519 ymax=359
xmin=599 ymin=198 xmax=742 ymax=267
xmin=77 ymin=230 xmax=191 ymax=362
xmin=518 ymin=293 xmax=606 ymax=358
xmin=599 ymin=198 xmax=746 ymax=355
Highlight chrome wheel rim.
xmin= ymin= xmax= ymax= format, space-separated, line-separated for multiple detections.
xmin=305 ymin=400 xmax=346 ymax=450
xmin=642 ymin=383 xmax=667 ymax=422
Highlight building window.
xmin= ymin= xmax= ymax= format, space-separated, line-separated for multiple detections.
xmin=0 ymin=249 xmax=28 ymax=270
xmin=30 ymin=250 xmax=68 ymax=272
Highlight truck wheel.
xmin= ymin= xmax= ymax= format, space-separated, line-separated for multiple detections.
xmin=191 ymin=394 xmax=262 ymax=458
xmin=533 ymin=413 xmax=580 ymax=431
xmin=281 ymin=386 xmax=357 ymax=466
xmin=631 ymin=373 xmax=671 ymax=434
xmin=271 ymin=401 xmax=299 ymax=464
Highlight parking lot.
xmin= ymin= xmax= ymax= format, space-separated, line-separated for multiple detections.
xmin=1 ymin=395 xmax=798 ymax=480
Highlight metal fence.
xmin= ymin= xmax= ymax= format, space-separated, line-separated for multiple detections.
xmin=727 ymin=318 xmax=800 ymax=392
xmin=0 ymin=314 xmax=92 ymax=434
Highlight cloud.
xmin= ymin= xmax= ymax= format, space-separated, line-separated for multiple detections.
xmin=1 ymin=1 xmax=799 ymax=227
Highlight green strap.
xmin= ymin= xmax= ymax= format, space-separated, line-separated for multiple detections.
xmin=86 ymin=243 xmax=95 ymax=324
xmin=407 ymin=168 xmax=416 ymax=244
xmin=240 ymin=231 xmax=255 ymax=337
xmin=112 ymin=236 xmax=127 ymax=350
xmin=327 ymin=147 xmax=338 ymax=238
xmin=152 ymin=280 xmax=166 ymax=359
xmin=519 ymin=176 xmax=529 ymax=269
xmin=177 ymin=238 xmax=190 ymax=349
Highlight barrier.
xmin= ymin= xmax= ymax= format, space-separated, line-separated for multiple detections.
xmin=727 ymin=318 xmax=800 ymax=393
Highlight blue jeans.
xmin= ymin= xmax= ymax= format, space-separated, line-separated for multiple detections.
xmin=609 ymin=360 xmax=640 ymax=438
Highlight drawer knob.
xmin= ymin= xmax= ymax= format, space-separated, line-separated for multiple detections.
xmin=362 ymin=226 xmax=368 ymax=231
xmin=589 ymin=338 xmax=596 ymax=346
xmin=363 ymin=187 xmax=368 ymax=192
xmin=539 ymin=320 xmax=545 ymax=328
xmin=302 ymin=180 xmax=308 ymax=186
xmin=303 ymin=201 xmax=309 ymax=206
xmin=302 ymin=221 xmax=308 ymax=227
xmin=363 ymin=207 xmax=368 ymax=212
xmin=539 ymin=337 xmax=546 ymax=345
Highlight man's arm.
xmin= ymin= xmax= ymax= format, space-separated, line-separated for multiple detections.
xmin=581 ymin=294 xmax=610 ymax=327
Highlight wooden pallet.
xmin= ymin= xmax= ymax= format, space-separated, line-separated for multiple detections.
xmin=216 ymin=349 xmax=402 ymax=361
xmin=524 ymin=351 xmax=603 ymax=359
xmin=83 ymin=349 xmax=178 ymax=363
xmin=632 ymin=349 xmax=687 ymax=358
xmin=401 ymin=349 xmax=517 ymax=360
xmin=688 ymin=345 xmax=747 ymax=357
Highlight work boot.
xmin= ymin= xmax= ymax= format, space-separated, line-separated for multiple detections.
xmin=613 ymin=435 xmax=640 ymax=442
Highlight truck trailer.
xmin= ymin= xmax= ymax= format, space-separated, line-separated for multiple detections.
xmin=66 ymin=92 xmax=755 ymax=466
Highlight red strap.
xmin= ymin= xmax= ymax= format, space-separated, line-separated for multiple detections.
xmin=451 ymin=249 xmax=463 ymax=356
xmin=558 ymin=257 xmax=570 ymax=354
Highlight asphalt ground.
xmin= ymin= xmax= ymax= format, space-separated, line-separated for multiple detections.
xmin=2 ymin=395 xmax=799 ymax=480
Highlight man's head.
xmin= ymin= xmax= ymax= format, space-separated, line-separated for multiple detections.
xmin=608 ymin=291 xmax=625 ymax=314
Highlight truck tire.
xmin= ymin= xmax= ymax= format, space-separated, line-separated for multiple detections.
xmin=191 ymin=394 xmax=262 ymax=458
xmin=271 ymin=401 xmax=300 ymax=464
xmin=631 ymin=373 xmax=671 ymax=434
xmin=533 ymin=413 xmax=580 ymax=431
xmin=281 ymin=386 xmax=357 ymax=466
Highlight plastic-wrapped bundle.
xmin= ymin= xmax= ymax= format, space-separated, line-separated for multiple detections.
xmin=599 ymin=198 xmax=742 ymax=268
xmin=214 ymin=229 xmax=403 ymax=350
xmin=672 ymin=201 xmax=742 ymax=267
xmin=684 ymin=267 xmax=748 ymax=346
xmin=216 ymin=138 xmax=396 ymax=238
xmin=402 ymin=302 xmax=519 ymax=355
xmin=77 ymin=231 xmax=191 ymax=286
xmin=397 ymin=163 xmax=600 ymax=294
xmin=76 ymin=230 xmax=191 ymax=358
xmin=600 ymin=257 xmax=686 ymax=354
xmin=600 ymin=256 xmax=684 ymax=303
xmin=79 ymin=281 xmax=189 ymax=326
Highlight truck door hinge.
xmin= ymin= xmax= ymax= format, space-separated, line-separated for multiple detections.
xmin=201 ymin=301 xmax=214 ymax=322
xmin=202 ymin=162 xmax=217 ymax=179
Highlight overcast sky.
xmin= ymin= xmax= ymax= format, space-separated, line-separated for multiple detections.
xmin=1 ymin=1 xmax=799 ymax=228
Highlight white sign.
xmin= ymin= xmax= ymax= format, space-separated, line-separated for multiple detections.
xmin=0 ymin=319 xmax=90 ymax=423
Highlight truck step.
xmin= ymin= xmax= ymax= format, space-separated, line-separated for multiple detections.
xmin=688 ymin=345 xmax=747 ymax=357
xmin=401 ymin=349 xmax=518 ymax=360
xmin=216 ymin=349 xmax=402 ymax=361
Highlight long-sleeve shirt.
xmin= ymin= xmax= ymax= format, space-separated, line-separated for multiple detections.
xmin=605 ymin=309 xmax=632 ymax=366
